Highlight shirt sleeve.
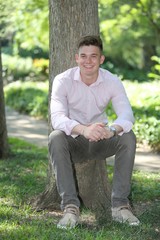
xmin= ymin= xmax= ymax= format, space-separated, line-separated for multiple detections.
xmin=50 ymin=76 xmax=80 ymax=135
xmin=110 ymin=78 xmax=135 ymax=134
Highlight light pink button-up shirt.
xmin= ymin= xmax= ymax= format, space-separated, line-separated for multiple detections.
xmin=50 ymin=67 xmax=134 ymax=135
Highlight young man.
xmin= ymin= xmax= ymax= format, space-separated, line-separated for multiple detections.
xmin=49 ymin=35 xmax=140 ymax=228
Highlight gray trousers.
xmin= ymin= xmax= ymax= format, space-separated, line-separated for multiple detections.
xmin=48 ymin=130 xmax=136 ymax=210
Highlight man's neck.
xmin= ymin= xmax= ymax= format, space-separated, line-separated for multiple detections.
xmin=80 ymin=73 xmax=98 ymax=86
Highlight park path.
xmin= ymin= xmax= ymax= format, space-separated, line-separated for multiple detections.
xmin=6 ymin=106 xmax=160 ymax=173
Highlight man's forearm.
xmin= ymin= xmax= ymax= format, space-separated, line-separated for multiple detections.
xmin=71 ymin=124 xmax=86 ymax=136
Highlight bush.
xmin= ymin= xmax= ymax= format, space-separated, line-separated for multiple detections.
xmin=124 ymin=80 xmax=160 ymax=152
xmin=148 ymin=56 xmax=160 ymax=81
xmin=102 ymin=60 xmax=147 ymax=82
xmin=105 ymin=80 xmax=160 ymax=152
xmin=2 ymin=54 xmax=49 ymax=83
xmin=4 ymin=81 xmax=48 ymax=120
xmin=2 ymin=54 xmax=35 ymax=81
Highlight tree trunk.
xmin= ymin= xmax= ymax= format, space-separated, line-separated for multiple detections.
xmin=0 ymin=40 xmax=9 ymax=159
xmin=32 ymin=0 xmax=111 ymax=222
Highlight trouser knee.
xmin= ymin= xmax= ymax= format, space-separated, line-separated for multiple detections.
xmin=49 ymin=130 xmax=66 ymax=147
xmin=119 ymin=130 xmax=136 ymax=150
xmin=48 ymin=130 xmax=69 ymax=161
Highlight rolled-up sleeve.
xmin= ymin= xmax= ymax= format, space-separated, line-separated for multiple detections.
xmin=110 ymin=78 xmax=135 ymax=134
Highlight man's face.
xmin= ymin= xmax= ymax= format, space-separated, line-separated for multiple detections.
xmin=75 ymin=45 xmax=105 ymax=78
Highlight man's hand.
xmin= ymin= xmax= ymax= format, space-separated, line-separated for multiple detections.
xmin=83 ymin=123 xmax=114 ymax=142
xmin=72 ymin=123 xmax=123 ymax=142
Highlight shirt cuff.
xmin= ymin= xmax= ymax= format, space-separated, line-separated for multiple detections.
xmin=113 ymin=120 xmax=133 ymax=135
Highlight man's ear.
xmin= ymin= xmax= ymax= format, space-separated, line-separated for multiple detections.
xmin=100 ymin=55 xmax=105 ymax=64
xmin=75 ymin=54 xmax=79 ymax=63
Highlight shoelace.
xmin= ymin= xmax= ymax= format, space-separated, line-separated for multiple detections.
xmin=118 ymin=205 xmax=133 ymax=212
xmin=64 ymin=205 xmax=79 ymax=216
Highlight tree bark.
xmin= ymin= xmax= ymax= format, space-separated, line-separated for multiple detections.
xmin=0 ymin=40 xmax=9 ymax=159
xmin=32 ymin=0 xmax=111 ymax=222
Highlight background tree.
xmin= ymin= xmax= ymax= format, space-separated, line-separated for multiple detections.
xmin=12 ymin=0 xmax=49 ymax=53
xmin=32 ymin=0 xmax=111 ymax=222
xmin=99 ymin=0 xmax=160 ymax=79
xmin=2 ymin=0 xmax=160 ymax=82
xmin=0 ymin=0 xmax=15 ymax=158
xmin=0 ymin=42 xmax=8 ymax=158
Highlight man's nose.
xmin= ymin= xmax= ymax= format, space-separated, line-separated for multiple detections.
xmin=86 ymin=57 xmax=91 ymax=63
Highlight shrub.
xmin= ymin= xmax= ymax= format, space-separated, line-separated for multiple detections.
xmin=2 ymin=54 xmax=35 ymax=81
xmin=148 ymin=56 xmax=160 ymax=81
xmin=33 ymin=58 xmax=49 ymax=76
xmin=2 ymin=54 xmax=49 ymax=83
xmin=124 ymin=80 xmax=160 ymax=152
xmin=5 ymin=81 xmax=48 ymax=120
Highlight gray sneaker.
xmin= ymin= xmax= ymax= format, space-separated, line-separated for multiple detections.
xmin=57 ymin=204 xmax=80 ymax=229
xmin=112 ymin=205 xmax=140 ymax=226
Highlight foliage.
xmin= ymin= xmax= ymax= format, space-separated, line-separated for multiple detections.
xmin=4 ymin=81 xmax=48 ymax=119
xmin=99 ymin=0 xmax=160 ymax=78
xmin=105 ymin=80 xmax=160 ymax=152
xmin=2 ymin=54 xmax=34 ymax=81
xmin=1 ymin=0 xmax=160 ymax=83
xmin=0 ymin=0 xmax=16 ymax=40
xmin=33 ymin=58 xmax=49 ymax=76
xmin=102 ymin=60 xmax=147 ymax=82
xmin=1 ymin=0 xmax=49 ymax=80
xmin=11 ymin=0 xmax=49 ymax=52
xmin=148 ymin=56 xmax=160 ymax=81
xmin=124 ymin=80 xmax=160 ymax=151
xmin=0 ymin=138 xmax=159 ymax=239
xmin=2 ymin=53 xmax=48 ymax=82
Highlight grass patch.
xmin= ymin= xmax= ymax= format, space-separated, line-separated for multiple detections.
xmin=0 ymin=138 xmax=48 ymax=204
xmin=0 ymin=138 xmax=160 ymax=239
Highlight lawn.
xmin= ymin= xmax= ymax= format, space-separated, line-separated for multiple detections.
xmin=0 ymin=138 xmax=160 ymax=240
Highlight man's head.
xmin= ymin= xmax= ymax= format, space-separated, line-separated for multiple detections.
xmin=77 ymin=35 xmax=103 ymax=53
xmin=75 ymin=35 xmax=105 ymax=83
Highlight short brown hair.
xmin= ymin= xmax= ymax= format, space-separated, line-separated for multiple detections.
xmin=77 ymin=35 xmax=103 ymax=52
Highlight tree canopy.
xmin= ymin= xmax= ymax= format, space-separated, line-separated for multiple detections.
xmin=13 ymin=0 xmax=49 ymax=51
xmin=99 ymin=0 xmax=160 ymax=70
xmin=1 ymin=0 xmax=160 ymax=79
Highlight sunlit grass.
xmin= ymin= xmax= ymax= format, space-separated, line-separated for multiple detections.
xmin=0 ymin=138 xmax=159 ymax=239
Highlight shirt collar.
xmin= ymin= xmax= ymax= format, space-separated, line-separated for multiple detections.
xmin=73 ymin=67 xmax=104 ymax=86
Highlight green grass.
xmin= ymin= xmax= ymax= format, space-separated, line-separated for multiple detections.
xmin=0 ymin=138 xmax=160 ymax=239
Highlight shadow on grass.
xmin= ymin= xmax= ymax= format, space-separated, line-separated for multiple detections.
xmin=0 ymin=138 xmax=48 ymax=204
xmin=0 ymin=137 xmax=160 ymax=240
xmin=0 ymin=205 xmax=159 ymax=240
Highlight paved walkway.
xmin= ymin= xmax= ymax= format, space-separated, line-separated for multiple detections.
xmin=6 ymin=107 xmax=160 ymax=173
